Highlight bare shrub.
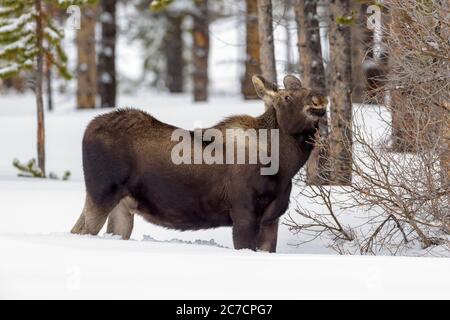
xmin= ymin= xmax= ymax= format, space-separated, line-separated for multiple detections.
xmin=287 ymin=0 xmax=449 ymax=255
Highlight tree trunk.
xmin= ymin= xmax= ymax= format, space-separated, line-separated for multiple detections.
xmin=441 ymin=102 xmax=450 ymax=188
xmin=351 ymin=2 xmax=367 ymax=103
xmin=242 ymin=0 xmax=261 ymax=99
xmin=440 ymin=1 xmax=450 ymax=189
xmin=284 ymin=0 xmax=295 ymax=74
xmin=77 ymin=3 xmax=97 ymax=109
xmin=35 ymin=0 xmax=45 ymax=176
xmin=365 ymin=3 xmax=386 ymax=103
xmin=98 ymin=0 xmax=116 ymax=108
xmin=192 ymin=0 xmax=209 ymax=102
xmin=46 ymin=54 xmax=53 ymax=112
xmin=295 ymin=0 xmax=326 ymax=93
xmin=294 ymin=0 xmax=329 ymax=185
xmin=388 ymin=7 xmax=416 ymax=152
xmin=164 ymin=14 xmax=184 ymax=93
xmin=328 ymin=0 xmax=353 ymax=185
xmin=257 ymin=0 xmax=277 ymax=109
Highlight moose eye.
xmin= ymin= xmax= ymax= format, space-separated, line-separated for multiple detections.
xmin=284 ymin=95 xmax=293 ymax=103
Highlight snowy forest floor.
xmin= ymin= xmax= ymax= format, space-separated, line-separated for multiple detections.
xmin=0 ymin=93 xmax=449 ymax=299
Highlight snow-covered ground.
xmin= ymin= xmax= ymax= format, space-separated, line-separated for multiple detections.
xmin=0 ymin=92 xmax=449 ymax=299
xmin=2 ymin=233 xmax=449 ymax=300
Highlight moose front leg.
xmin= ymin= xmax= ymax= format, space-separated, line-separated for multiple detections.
xmin=257 ymin=219 xmax=279 ymax=252
xmin=231 ymin=207 xmax=259 ymax=251
xmin=257 ymin=182 xmax=292 ymax=252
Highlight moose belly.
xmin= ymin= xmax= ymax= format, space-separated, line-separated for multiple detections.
xmin=128 ymin=170 xmax=232 ymax=230
xmin=132 ymin=193 xmax=232 ymax=231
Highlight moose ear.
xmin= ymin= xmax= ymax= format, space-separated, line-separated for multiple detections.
xmin=252 ymin=75 xmax=277 ymax=99
xmin=283 ymin=75 xmax=303 ymax=90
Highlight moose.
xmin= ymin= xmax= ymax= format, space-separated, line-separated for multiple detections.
xmin=71 ymin=75 xmax=328 ymax=252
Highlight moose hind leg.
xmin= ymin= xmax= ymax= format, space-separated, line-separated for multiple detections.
xmin=72 ymin=194 xmax=115 ymax=236
xmin=71 ymin=212 xmax=85 ymax=234
xmin=106 ymin=196 xmax=137 ymax=240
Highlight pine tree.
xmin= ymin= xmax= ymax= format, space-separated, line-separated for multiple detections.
xmin=77 ymin=1 xmax=97 ymax=109
xmin=328 ymin=0 xmax=353 ymax=185
xmin=98 ymin=0 xmax=117 ymax=108
xmin=242 ymin=0 xmax=261 ymax=100
xmin=163 ymin=13 xmax=184 ymax=93
xmin=192 ymin=0 xmax=209 ymax=102
xmin=350 ymin=1 xmax=369 ymax=104
xmin=130 ymin=0 xmax=188 ymax=91
xmin=150 ymin=0 xmax=174 ymax=11
xmin=0 ymin=2 xmax=35 ymax=78
xmin=294 ymin=0 xmax=329 ymax=185
xmin=257 ymin=0 xmax=276 ymax=110
xmin=0 ymin=0 xmax=87 ymax=79
xmin=0 ymin=0 xmax=89 ymax=175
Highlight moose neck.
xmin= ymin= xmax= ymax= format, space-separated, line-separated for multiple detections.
xmin=257 ymin=104 xmax=318 ymax=178
xmin=257 ymin=105 xmax=278 ymax=129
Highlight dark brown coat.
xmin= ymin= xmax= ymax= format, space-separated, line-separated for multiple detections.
xmin=71 ymin=75 xmax=327 ymax=252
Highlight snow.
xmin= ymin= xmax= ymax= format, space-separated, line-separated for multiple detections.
xmin=0 ymin=12 xmax=35 ymax=35
xmin=0 ymin=93 xmax=449 ymax=299
xmin=0 ymin=63 xmax=21 ymax=77
xmin=1 ymin=232 xmax=449 ymax=299
xmin=44 ymin=26 xmax=62 ymax=42
xmin=0 ymin=5 xmax=18 ymax=15
xmin=100 ymin=72 xmax=112 ymax=84
xmin=0 ymin=34 xmax=33 ymax=57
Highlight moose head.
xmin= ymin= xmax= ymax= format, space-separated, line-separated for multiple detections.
xmin=252 ymin=74 xmax=328 ymax=135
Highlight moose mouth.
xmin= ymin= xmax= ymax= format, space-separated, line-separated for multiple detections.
xmin=308 ymin=106 xmax=326 ymax=117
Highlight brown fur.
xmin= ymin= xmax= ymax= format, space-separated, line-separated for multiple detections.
xmin=71 ymin=75 xmax=327 ymax=252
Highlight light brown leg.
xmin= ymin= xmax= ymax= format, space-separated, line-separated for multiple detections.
xmin=71 ymin=211 xmax=85 ymax=234
xmin=71 ymin=194 xmax=112 ymax=236
xmin=106 ymin=196 xmax=137 ymax=240
xmin=257 ymin=219 xmax=279 ymax=252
